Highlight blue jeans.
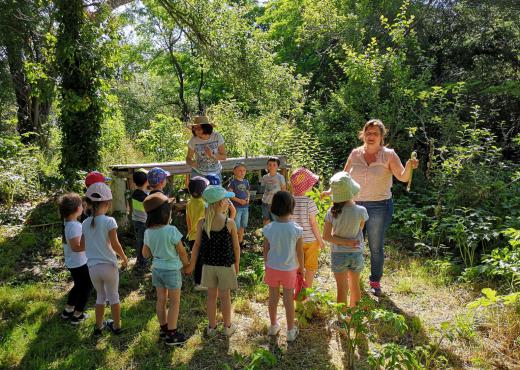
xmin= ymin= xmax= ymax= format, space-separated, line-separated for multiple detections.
xmin=234 ymin=207 xmax=249 ymax=229
xmin=356 ymin=199 xmax=393 ymax=283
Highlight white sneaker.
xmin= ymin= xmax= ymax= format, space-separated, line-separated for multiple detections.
xmin=268 ymin=322 xmax=280 ymax=336
xmin=224 ymin=323 xmax=236 ymax=337
xmin=206 ymin=325 xmax=217 ymax=337
xmin=287 ymin=326 xmax=299 ymax=342
xmin=194 ymin=285 xmax=208 ymax=291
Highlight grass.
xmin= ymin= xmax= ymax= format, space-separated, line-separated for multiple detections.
xmin=1 ymin=199 xmax=519 ymax=369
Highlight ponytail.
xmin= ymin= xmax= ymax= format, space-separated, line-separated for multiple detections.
xmin=90 ymin=202 xmax=99 ymax=228
xmin=331 ymin=201 xmax=347 ymax=218
xmin=204 ymin=202 xmax=219 ymax=238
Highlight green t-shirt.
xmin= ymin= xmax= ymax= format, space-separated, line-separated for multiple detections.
xmin=144 ymin=225 xmax=183 ymax=270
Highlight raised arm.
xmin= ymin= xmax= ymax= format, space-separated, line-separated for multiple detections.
xmin=389 ymin=151 xmax=419 ymax=183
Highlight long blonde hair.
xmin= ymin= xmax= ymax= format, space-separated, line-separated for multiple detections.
xmin=204 ymin=201 xmax=221 ymax=238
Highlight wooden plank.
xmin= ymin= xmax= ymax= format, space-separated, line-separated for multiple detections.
xmin=109 ymin=156 xmax=291 ymax=178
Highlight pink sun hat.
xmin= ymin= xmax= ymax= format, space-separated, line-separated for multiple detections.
xmin=291 ymin=167 xmax=319 ymax=195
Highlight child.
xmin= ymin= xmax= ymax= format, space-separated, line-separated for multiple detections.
xmin=206 ymin=173 xmax=237 ymax=221
xmin=82 ymin=171 xmax=110 ymax=222
xmin=290 ymin=168 xmax=324 ymax=288
xmin=186 ymin=185 xmax=240 ymax=337
xmin=228 ymin=162 xmax=250 ymax=245
xmin=263 ymin=191 xmax=304 ymax=342
xmin=322 ymin=172 xmax=367 ymax=324
xmin=142 ymin=192 xmax=190 ymax=346
xmin=131 ymin=168 xmax=149 ymax=270
xmin=147 ymin=167 xmax=171 ymax=195
xmin=186 ymin=176 xmax=209 ymax=291
xmin=261 ymin=157 xmax=286 ymax=225
xmin=58 ymin=193 xmax=93 ymax=324
xmin=81 ymin=182 xmax=128 ymax=336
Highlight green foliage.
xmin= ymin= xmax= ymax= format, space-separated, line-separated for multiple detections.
xmin=467 ymin=288 xmax=520 ymax=310
xmin=136 ymin=114 xmax=188 ymax=162
xmin=226 ymin=348 xmax=277 ymax=370
xmin=239 ymin=250 xmax=265 ymax=286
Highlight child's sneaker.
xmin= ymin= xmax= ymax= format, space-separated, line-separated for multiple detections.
xmin=70 ymin=312 xmax=89 ymax=325
xmin=159 ymin=324 xmax=168 ymax=339
xmin=369 ymin=281 xmax=382 ymax=297
xmin=194 ymin=285 xmax=208 ymax=292
xmin=165 ymin=330 xmax=187 ymax=346
xmin=268 ymin=322 xmax=280 ymax=336
xmin=106 ymin=319 xmax=123 ymax=335
xmin=224 ymin=323 xmax=236 ymax=337
xmin=92 ymin=322 xmax=106 ymax=336
xmin=287 ymin=326 xmax=299 ymax=342
xmin=61 ymin=309 xmax=74 ymax=320
xmin=206 ymin=325 xmax=218 ymax=337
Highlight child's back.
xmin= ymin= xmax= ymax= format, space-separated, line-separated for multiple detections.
xmin=186 ymin=197 xmax=205 ymax=241
xmin=145 ymin=225 xmax=183 ymax=269
xmin=291 ymin=196 xmax=318 ymax=243
xmin=82 ymin=214 xmax=118 ymax=266
xmin=325 ymin=204 xmax=368 ymax=253
xmin=263 ymin=221 xmax=303 ymax=271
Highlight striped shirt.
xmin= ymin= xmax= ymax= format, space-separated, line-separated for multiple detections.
xmin=290 ymin=195 xmax=319 ymax=243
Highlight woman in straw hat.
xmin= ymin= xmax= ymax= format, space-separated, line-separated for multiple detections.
xmin=186 ymin=115 xmax=227 ymax=180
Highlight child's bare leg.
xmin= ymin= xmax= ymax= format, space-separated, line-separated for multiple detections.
xmin=110 ymin=303 xmax=121 ymax=329
xmin=238 ymin=227 xmax=245 ymax=243
xmin=207 ymin=288 xmax=218 ymax=328
xmin=347 ymin=271 xmax=361 ymax=307
xmin=95 ymin=304 xmax=104 ymax=328
xmin=305 ymin=270 xmax=316 ymax=288
xmin=268 ymin=286 xmax=280 ymax=326
xmin=219 ymin=289 xmax=232 ymax=327
xmin=167 ymin=288 xmax=181 ymax=330
xmin=156 ymin=287 xmax=167 ymax=326
xmin=334 ymin=271 xmax=349 ymax=316
xmin=282 ymin=288 xmax=295 ymax=330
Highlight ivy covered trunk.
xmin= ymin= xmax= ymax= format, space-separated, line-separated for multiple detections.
xmin=55 ymin=0 xmax=103 ymax=180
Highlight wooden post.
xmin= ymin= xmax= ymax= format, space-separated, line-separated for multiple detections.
xmin=110 ymin=176 xmax=130 ymax=230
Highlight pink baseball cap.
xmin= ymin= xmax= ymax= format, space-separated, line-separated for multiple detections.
xmin=291 ymin=168 xmax=319 ymax=195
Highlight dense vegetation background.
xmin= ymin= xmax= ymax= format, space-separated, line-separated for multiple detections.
xmin=0 ymin=0 xmax=519 ymax=368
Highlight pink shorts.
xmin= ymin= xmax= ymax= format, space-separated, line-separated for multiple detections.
xmin=264 ymin=267 xmax=298 ymax=289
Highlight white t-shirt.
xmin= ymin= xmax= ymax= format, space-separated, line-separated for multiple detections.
xmin=63 ymin=221 xmax=87 ymax=268
xmin=261 ymin=173 xmax=286 ymax=204
xmin=187 ymin=132 xmax=225 ymax=175
xmin=325 ymin=204 xmax=369 ymax=253
xmin=82 ymin=215 xmax=118 ymax=267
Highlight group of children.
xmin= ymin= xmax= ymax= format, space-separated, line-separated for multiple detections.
xmin=58 ymin=156 xmax=368 ymax=345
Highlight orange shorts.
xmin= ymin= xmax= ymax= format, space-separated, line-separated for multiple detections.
xmin=303 ymin=240 xmax=320 ymax=271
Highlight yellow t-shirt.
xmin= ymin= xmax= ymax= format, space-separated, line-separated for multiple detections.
xmin=186 ymin=197 xmax=205 ymax=241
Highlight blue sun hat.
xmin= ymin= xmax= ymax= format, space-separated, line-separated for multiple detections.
xmin=202 ymin=185 xmax=234 ymax=205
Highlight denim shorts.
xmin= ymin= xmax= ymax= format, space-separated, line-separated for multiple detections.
xmin=261 ymin=202 xmax=273 ymax=221
xmin=331 ymin=252 xmax=364 ymax=273
xmin=152 ymin=268 xmax=182 ymax=289
xmin=234 ymin=207 xmax=249 ymax=229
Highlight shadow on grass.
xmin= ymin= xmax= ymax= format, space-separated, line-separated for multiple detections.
xmin=374 ymin=293 xmax=466 ymax=368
